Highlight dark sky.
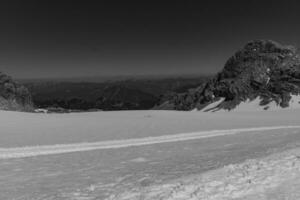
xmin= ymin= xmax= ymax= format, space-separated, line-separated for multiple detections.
xmin=1 ymin=1 xmax=300 ymax=78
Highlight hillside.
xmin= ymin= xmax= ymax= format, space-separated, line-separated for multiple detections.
xmin=0 ymin=72 xmax=33 ymax=111
xmin=158 ymin=40 xmax=300 ymax=111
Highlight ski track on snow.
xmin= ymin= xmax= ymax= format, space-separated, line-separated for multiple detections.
xmin=1 ymin=126 xmax=300 ymax=159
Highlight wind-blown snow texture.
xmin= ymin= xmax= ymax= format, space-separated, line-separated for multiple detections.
xmin=110 ymin=148 xmax=300 ymax=200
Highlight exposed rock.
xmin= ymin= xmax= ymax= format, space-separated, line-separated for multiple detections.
xmin=158 ymin=40 xmax=300 ymax=111
xmin=0 ymin=72 xmax=33 ymax=111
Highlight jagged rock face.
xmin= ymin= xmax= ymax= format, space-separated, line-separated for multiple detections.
xmin=0 ymin=72 xmax=33 ymax=111
xmin=158 ymin=40 xmax=300 ymax=111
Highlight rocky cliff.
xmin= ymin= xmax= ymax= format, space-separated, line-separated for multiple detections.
xmin=0 ymin=72 xmax=33 ymax=111
xmin=158 ymin=40 xmax=300 ymax=111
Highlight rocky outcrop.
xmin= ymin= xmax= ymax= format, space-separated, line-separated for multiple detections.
xmin=157 ymin=40 xmax=300 ymax=111
xmin=0 ymin=72 xmax=33 ymax=111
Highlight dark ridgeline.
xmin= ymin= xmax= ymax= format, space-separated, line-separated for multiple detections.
xmin=158 ymin=40 xmax=300 ymax=111
xmin=23 ymin=76 xmax=209 ymax=112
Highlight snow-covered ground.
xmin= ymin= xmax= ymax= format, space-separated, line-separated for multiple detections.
xmin=1 ymin=109 xmax=300 ymax=199
xmin=111 ymin=147 xmax=300 ymax=200
xmin=1 ymin=125 xmax=300 ymax=159
xmin=200 ymin=95 xmax=300 ymax=112
xmin=1 ymin=109 xmax=300 ymax=147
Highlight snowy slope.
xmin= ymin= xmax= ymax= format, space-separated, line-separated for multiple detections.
xmin=1 ymin=125 xmax=300 ymax=159
xmin=1 ymin=109 xmax=300 ymax=199
xmin=2 ymin=108 xmax=300 ymax=147
xmin=110 ymin=148 xmax=300 ymax=200
xmin=234 ymin=95 xmax=300 ymax=112
xmin=199 ymin=95 xmax=300 ymax=112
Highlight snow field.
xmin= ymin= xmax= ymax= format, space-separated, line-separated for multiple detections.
xmin=1 ymin=125 xmax=300 ymax=159
xmin=108 ymin=148 xmax=300 ymax=200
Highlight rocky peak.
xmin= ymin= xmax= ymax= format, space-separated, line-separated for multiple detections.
xmin=158 ymin=40 xmax=300 ymax=111
xmin=0 ymin=72 xmax=33 ymax=111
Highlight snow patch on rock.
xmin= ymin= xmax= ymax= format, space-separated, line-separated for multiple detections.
xmin=199 ymin=98 xmax=225 ymax=112
xmin=203 ymin=95 xmax=300 ymax=112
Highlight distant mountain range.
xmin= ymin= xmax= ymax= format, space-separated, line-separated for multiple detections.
xmin=22 ymin=76 xmax=209 ymax=111
xmin=17 ymin=74 xmax=210 ymax=83
xmin=4 ymin=39 xmax=300 ymax=112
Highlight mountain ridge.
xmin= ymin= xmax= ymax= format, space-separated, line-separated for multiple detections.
xmin=157 ymin=40 xmax=300 ymax=111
